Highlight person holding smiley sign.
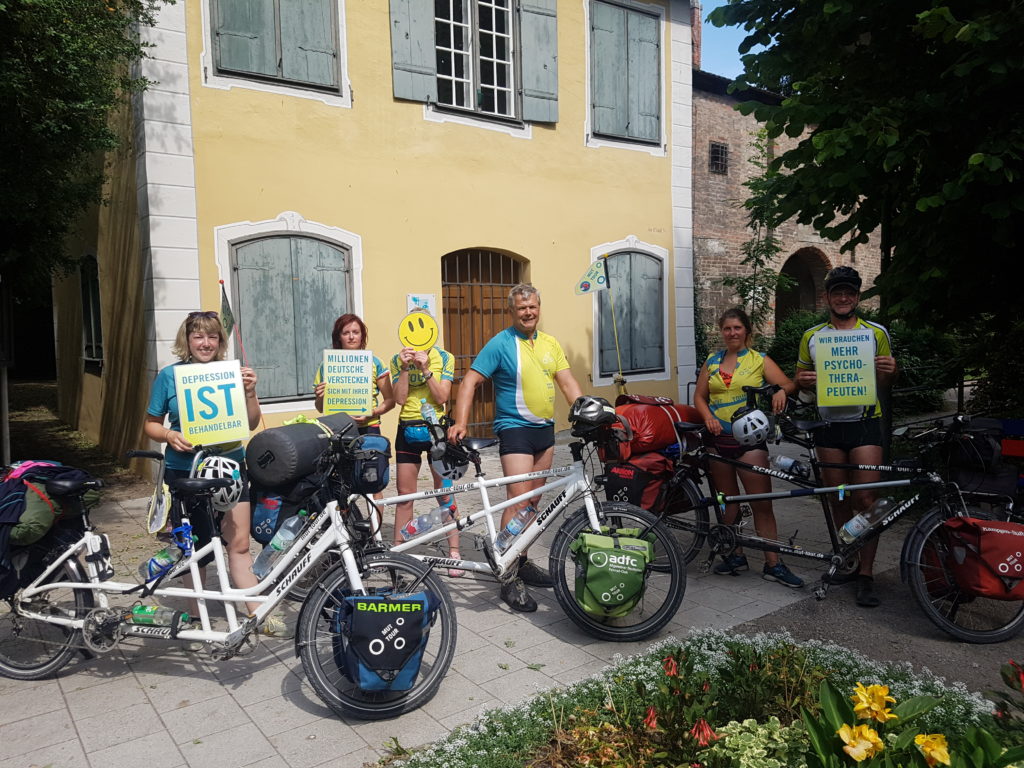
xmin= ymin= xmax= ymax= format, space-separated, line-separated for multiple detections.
xmin=390 ymin=311 xmax=462 ymax=574
xmin=142 ymin=311 xmax=284 ymax=633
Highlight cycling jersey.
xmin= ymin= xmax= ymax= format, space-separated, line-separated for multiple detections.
xmin=314 ymin=355 xmax=387 ymax=426
xmin=389 ymin=347 xmax=455 ymax=421
xmin=703 ymin=347 xmax=767 ymax=435
xmin=471 ymin=327 xmax=571 ymax=433
xmin=796 ymin=317 xmax=892 ymax=422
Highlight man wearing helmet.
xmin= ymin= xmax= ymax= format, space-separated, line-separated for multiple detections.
xmin=794 ymin=266 xmax=898 ymax=607
xmin=448 ymin=284 xmax=583 ymax=612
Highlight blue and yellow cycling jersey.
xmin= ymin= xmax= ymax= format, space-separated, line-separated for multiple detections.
xmin=471 ymin=327 xmax=570 ymax=433
xmin=704 ymin=348 xmax=768 ymax=435
xmin=389 ymin=347 xmax=455 ymax=421
xmin=797 ymin=317 xmax=892 ymax=421
xmin=314 ymin=355 xmax=387 ymax=426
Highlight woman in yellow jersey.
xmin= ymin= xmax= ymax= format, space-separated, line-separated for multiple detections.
xmin=694 ymin=307 xmax=803 ymax=588
xmin=313 ymin=313 xmax=395 ymax=435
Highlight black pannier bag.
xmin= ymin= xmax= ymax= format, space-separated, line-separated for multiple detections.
xmin=247 ymin=413 xmax=356 ymax=489
xmin=343 ymin=434 xmax=391 ymax=495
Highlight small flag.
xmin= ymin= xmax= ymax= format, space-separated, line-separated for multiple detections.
xmin=219 ymin=280 xmax=235 ymax=338
xmin=575 ymin=258 xmax=608 ymax=295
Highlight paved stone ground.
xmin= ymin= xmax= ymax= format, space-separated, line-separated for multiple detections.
xmin=0 ymin=437 xmax=914 ymax=768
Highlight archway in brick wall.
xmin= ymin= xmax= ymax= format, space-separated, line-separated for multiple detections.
xmin=775 ymin=247 xmax=831 ymax=328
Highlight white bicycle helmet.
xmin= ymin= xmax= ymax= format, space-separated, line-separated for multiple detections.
xmin=569 ymin=395 xmax=616 ymax=428
xmin=431 ymin=451 xmax=468 ymax=481
xmin=196 ymin=455 xmax=243 ymax=512
xmin=731 ymin=407 xmax=771 ymax=446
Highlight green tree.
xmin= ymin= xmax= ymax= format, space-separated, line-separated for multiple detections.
xmin=721 ymin=128 xmax=794 ymax=336
xmin=708 ymin=0 xmax=1023 ymax=406
xmin=0 ymin=0 xmax=161 ymax=296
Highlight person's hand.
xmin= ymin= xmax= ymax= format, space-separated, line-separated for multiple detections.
xmin=703 ymin=417 xmax=722 ymax=436
xmin=313 ymin=382 xmax=326 ymax=398
xmin=412 ymin=350 xmax=430 ymax=372
xmin=875 ymin=355 xmax=897 ymax=375
xmin=351 ymin=414 xmax=371 ymax=426
xmin=771 ymin=389 xmax=788 ymax=414
xmin=241 ymin=366 xmax=258 ymax=398
xmin=795 ymin=369 xmax=817 ymax=389
xmin=398 ymin=347 xmax=416 ymax=367
xmin=447 ymin=423 xmax=467 ymax=444
xmin=165 ymin=429 xmax=194 ymax=453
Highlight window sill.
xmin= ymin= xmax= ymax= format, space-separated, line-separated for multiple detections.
xmin=423 ymin=103 xmax=532 ymax=139
xmin=202 ymin=69 xmax=352 ymax=109
xmin=586 ymin=132 xmax=666 ymax=157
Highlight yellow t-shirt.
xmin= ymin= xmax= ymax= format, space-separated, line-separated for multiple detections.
xmin=704 ymin=348 xmax=767 ymax=435
xmin=389 ymin=347 xmax=455 ymax=421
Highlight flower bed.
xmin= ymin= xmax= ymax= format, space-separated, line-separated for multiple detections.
xmin=378 ymin=629 xmax=1023 ymax=768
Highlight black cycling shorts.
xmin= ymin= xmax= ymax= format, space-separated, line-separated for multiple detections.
xmin=710 ymin=434 xmax=767 ymax=460
xmin=815 ymin=419 xmax=883 ymax=452
xmin=498 ymin=425 xmax=555 ymax=456
xmin=395 ymin=424 xmax=432 ymax=465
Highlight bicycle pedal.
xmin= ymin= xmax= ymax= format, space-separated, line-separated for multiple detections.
xmin=740 ymin=504 xmax=753 ymax=518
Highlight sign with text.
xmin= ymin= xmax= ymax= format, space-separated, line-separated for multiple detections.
xmin=173 ymin=360 xmax=249 ymax=446
xmin=322 ymin=349 xmax=374 ymax=415
xmin=815 ymin=329 xmax=876 ymax=407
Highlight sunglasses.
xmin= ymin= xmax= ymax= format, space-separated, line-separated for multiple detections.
xmin=187 ymin=311 xmax=220 ymax=320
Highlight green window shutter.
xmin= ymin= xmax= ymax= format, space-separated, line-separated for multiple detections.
xmin=235 ymin=238 xmax=297 ymax=399
xmin=215 ymin=0 xmax=278 ymax=78
xmin=280 ymin=0 xmax=338 ymax=87
xmin=520 ymin=0 xmax=558 ymax=123
xmin=389 ymin=0 xmax=437 ymax=103
xmin=627 ymin=9 xmax=660 ymax=141
xmin=290 ymin=238 xmax=349 ymax=397
xmin=598 ymin=252 xmax=664 ymax=375
xmin=590 ymin=1 xmax=628 ymax=137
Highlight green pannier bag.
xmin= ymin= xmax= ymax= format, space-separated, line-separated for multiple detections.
xmin=569 ymin=528 xmax=653 ymax=618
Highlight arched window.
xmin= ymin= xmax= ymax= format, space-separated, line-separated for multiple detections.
xmin=80 ymin=255 xmax=103 ymax=372
xmin=232 ymin=236 xmax=351 ymax=400
xmin=598 ymin=251 xmax=665 ymax=377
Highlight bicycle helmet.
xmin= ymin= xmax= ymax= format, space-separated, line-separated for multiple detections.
xmin=430 ymin=450 xmax=468 ymax=481
xmin=196 ymin=455 xmax=243 ymax=512
xmin=569 ymin=396 xmax=616 ymax=428
xmin=823 ymin=266 xmax=862 ymax=293
xmin=731 ymin=407 xmax=771 ymax=447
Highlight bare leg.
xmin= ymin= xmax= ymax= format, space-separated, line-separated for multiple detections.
xmin=499 ymin=447 xmax=553 ymax=559
xmin=394 ymin=462 xmax=420 ymax=546
xmin=734 ymin=449 xmax=781 ymax=567
xmin=221 ymin=501 xmax=261 ymax=614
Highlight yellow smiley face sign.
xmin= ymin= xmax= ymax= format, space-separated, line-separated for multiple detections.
xmin=398 ymin=311 xmax=439 ymax=351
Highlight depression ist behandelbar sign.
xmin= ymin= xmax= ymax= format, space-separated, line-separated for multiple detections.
xmin=173 ymin=360 xmax=250 ymax=446
xmin=814 ymin=329 xmax=877 ymax=407
xmin=322 ymin=349 xmax=373 ymax=416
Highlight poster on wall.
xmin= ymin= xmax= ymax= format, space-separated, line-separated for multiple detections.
xmin=321 ymin=349 xmax=374 ymax=416
xmin=814 ymin=329 xmax=877 ymax=407
xmin=406 ymin=293 xmax=437 ymax=317
xmin=173 ymin=360 xmax=250 ymax=446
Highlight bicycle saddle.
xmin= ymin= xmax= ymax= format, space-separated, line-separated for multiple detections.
xmin=673 ymin=421 xmax=704 ymax=433
xmin=45 ymin=477 xmax=103 ymax=497
xmin=461 ymin=436 xmax=498 ymax=451
xmin=168 ymin=476 xmax=233 ymax=496
xmin=789 ymin=419 xmax=829 ymax=433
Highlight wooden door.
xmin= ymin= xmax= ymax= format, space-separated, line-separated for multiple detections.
xmin=442 ymin=250 xmax=522 ymax=436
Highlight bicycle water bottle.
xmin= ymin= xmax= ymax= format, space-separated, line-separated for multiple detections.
xmin=770 ymin=455 xmax=811 ymax=480
xmin=252 ymin=511 xmax=307 ymax=579
xmin=130 ymin=605 xmax=190 ymax=627
xmin=138 ymin=545 xmax=182 ymax=580
xmin=495 ymin=504 xmax=538 ymax=552
xmin=839 ymin=498 xmax=894 ymax=544
xmin=420 ymin=398 xmax=439 ymax=424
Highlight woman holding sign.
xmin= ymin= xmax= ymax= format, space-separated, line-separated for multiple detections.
xmin=313 ymin=313 xmax=395 ymax=434
xmin=142 ymin=311 xmax=282 ymax=633
xmin=694 ymin=307 xmax=803 ymax=589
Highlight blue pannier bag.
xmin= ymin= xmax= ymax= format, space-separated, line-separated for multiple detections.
xmin=345 ymin=434 xmax=391 ymax=495
xmin=332 ymin=589 xmax=436 ymax=691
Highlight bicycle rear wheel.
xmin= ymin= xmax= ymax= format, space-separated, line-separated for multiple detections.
xmin=549 ymin=502 xmax=685 ymax=642
xmin=658 ymin=475 xmax=708 ymax=564
xmin=296 ymin=552 xmax=456 ymax=720
xmin=904 ymin=506 xmax=1024 ymax=644
xmin=0 ymin=556 xmax=94 ymax=680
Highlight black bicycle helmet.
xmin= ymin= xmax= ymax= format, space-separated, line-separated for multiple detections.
xmin=823 ymin=266 xmax=862 ymax=293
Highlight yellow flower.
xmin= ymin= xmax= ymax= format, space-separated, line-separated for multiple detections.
xmin=837 ymin=723 xmax=885 ymax=762
xmin=915 ymin=733 xmax=951 ymax=767
xmin=851 ymin=682 xmax=899 ymax=724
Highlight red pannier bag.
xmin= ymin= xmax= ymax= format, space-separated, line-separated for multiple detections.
xmin=939 ymin=517 xmax=1024 ymax=600
xmin=613 ymin=394 xmax=701 ymax=462
xmin=604 ymin=452 xmax=674 ymax=510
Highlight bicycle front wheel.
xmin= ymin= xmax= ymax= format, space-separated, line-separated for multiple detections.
xmin=0 ymin=555 xmax=94 ymax=680
xmin=296 ymin=552 xmax=457 ymax=720
xmin=549 ymin=502 xmax=686 ymax=642
xmin=904 ymin=506 xmax=1024 ymax=644
xmin=658 ymin=475 xmax=709 ymax=564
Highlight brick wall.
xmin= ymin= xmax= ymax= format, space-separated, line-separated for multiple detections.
xmin=692 ymin=75 xmax=881 ymax=339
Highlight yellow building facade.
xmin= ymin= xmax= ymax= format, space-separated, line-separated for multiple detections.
xmin=57 ymin=0 xmax=699 ymax=456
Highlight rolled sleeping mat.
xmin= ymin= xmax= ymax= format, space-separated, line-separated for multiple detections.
xmin=246 ymin=413 xmax=357 ymax=489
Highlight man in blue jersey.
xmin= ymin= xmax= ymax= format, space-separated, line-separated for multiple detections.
xmin=795 ymin=266 xmax=897 ymax=608
xmin=449 ymin=284 xmax=583 ymax=612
